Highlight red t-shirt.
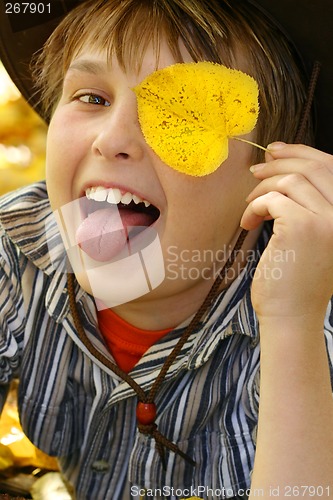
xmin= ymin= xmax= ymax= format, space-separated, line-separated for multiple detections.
xmin=97 ymin=308 xmax=173 ymax=372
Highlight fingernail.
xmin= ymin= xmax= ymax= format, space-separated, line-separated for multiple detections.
xmin=267 ymin=141 xmax=287 ymax=150
xmin=249 ymin=163 xmax=265 ymax=173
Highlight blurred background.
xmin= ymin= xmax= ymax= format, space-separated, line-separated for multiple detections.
xmin=0 ymin=60 xmax=46 ymax=197
xmin=0 ymin=63 xmax=64 ymax=499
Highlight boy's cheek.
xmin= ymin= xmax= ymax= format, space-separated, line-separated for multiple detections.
xmin=47 ymin=105 xmax=84 ymax=147
xmin=46 ymin=118 xmax=85 ymax=186
xmin=47 ymin=123 xmax=71 ymax=149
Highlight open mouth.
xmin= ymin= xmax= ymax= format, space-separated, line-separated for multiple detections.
xmin=84 ymin=186 xmax=160 ymax=222
xmin=76 ymin=186 xmax=160 ymax=262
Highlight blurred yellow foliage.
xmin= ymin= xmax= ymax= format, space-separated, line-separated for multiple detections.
xmin=0 ymin=61 xmax=47 ymax=196
xmin=0 ymin=381 xmax=58 ymax=471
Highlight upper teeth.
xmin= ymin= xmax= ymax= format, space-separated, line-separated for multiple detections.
xmin=85 ymin=186 xmax=151 ymax=207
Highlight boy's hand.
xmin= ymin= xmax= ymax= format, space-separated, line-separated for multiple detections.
xmin=241 ymin=142 xmax=333 ymax=326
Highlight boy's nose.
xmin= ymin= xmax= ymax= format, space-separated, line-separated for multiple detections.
xmin=91 ymin=100 xmax=145 ymax=162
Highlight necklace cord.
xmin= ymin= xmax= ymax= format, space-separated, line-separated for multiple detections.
xmin=294 ymin=61 xmax=321 ymax=144
xmin=67 ymin=228 xmax=248 ymax=467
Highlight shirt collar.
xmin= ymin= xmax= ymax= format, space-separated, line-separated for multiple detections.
xmin=0 ymin=181 xmax=61 ymax=275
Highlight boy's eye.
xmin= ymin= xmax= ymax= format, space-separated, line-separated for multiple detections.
xmin=77 ymin=93 xmax=111 ymax=106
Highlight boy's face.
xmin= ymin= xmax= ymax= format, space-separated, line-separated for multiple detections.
xmin=46 ymin=37 xmax=258 ymax=313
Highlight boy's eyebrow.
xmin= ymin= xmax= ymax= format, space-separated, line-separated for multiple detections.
xmin=67 ymin=59 xmax=109 ymax=75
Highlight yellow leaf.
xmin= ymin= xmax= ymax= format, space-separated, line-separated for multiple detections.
xmin=134 ymin=62 xmax=259 ymax=176
xmin=180 ymin=498 xmax=204 ymax=500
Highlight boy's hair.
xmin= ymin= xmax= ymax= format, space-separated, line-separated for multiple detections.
xmin=33 ymin=0 xmax=314 ymax=159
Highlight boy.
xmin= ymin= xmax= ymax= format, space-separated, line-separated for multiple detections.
xmin=0 ymin=0 xmax=333 ymax=498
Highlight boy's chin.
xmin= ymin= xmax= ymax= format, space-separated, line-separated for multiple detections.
xmin=72 ymin=264 xmax=213 ymax=313
xmin=73 ymin=270 xmax=94 ymax=298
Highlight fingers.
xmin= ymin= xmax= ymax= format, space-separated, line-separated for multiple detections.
xmin=241 ymin=191 xmax=310 ymax=231
xmin=249 ymin=144 xmax=333 ymax=206
xmin=246 ymin=171 xmax=333 ymax=213
xmin=265 ymin=142 xmax=333 ymax=163
xmin=242 ymin=143 xmax=333 ymax=230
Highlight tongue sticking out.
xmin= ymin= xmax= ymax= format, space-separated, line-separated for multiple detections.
xmin=76 ymin=206 xmax=155 ymax=262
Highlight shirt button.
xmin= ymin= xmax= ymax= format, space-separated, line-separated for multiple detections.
xmin=91 ymin=460 xmax=110 ymax=472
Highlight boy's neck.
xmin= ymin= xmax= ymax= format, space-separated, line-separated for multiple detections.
xmin=109 ymin=227 xmax=262 ymax=330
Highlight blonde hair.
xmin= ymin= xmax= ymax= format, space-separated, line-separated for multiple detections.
xmin=33 ymin=0 xmax=314 ymax=159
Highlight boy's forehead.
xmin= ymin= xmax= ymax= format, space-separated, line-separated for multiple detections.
xmin=66 ymin=37 xmax=194 ymax=76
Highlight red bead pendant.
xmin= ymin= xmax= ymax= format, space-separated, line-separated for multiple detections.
xmin=136 ymin=402 xmax=157 ymax=425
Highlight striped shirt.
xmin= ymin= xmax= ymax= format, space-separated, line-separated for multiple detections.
xmin=0 ymin=182 xmax=332 ymax=500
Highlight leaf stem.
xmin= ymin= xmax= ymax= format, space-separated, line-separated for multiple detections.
xmin=232 ymin=136 xmax=269 ymax=152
